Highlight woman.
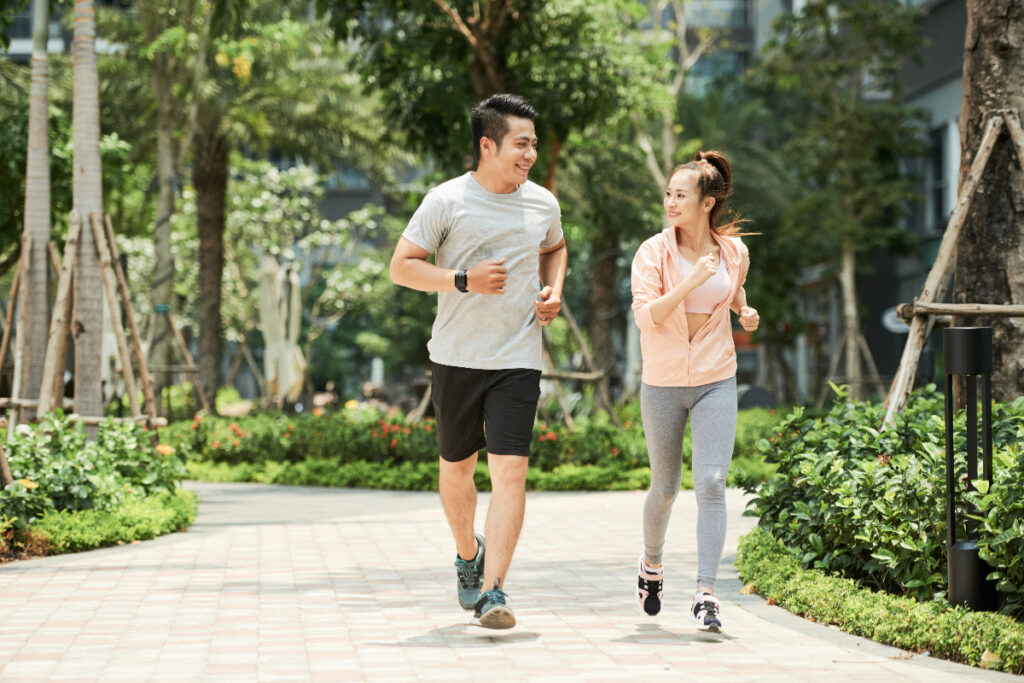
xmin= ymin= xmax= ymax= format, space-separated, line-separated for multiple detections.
xmin=630 ymin=150 xmax=759 ymax=632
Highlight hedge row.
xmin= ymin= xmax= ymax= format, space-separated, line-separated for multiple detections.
xmin=737 ymin=527 xmax=1024 ymax=674
xmin=2 ymin=490 xmax=197 ymax=560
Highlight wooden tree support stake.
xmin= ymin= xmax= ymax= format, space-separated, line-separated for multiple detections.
xmin=89 ymin=213 xmax=141 ymax=418
xmin=898 ymin=302 xmax=1024 ymax=319
xmin=48 ymin=241 xmax=61 ymax=273
xmin=0 ymin=261 xmax=22 ymax=374
xmin=103 ymin=214 xmax=157 ymax=419
xmin=0 ymin=418 xmax=12 ymax=486
xmin=559 ymin=300 xmax=621 ymax=427
xmin=167 ymin=312 xmax=211 ymax=413
xmin=542 ymin=332 xmax=575 ymax=431
xmin=37 ymin=211 xmax=82 ymax=415
xmin=882 ymin=115 xmax=1004 ymax=427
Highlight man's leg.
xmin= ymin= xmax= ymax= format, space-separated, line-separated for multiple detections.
xmin=481 ymin=454 xmax=528 ymax=590
xmin=438 ymin=452 xmax=480 ymax=561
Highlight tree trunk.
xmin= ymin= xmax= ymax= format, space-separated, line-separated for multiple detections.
xmin=148 ymin=57 xmax=178 ymax=414
xmin=955 ymin=1 xmax=1024 ymax=401
xmin=193 ymin=114 xmax=228 ymax=414
xmin=17 ymin=0 xmax=51 ymax=422
xmin=589 ymin=232 xmax=620 ymax=407
xmin=840 ymin=240 xmax=863 ymax=400
xmin=71 ymin=0 xmax=105 ymax=421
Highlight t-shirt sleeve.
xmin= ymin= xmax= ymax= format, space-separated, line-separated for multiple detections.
xmin=540 ymin=199 xmax=563 ymax=250
xmin=402 ymin=190 xmax=449 ymax=253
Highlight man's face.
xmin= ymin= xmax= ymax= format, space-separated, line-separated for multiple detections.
xmin=482 ymin=116 xmax=538 ymax=192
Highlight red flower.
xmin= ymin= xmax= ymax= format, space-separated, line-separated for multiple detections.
xmin=212 ymin=441 xmax=221 ymax=449
xmin=232 ymin=440 xmax=240 ymax=447
xmin=390 ymin=438 xmax=398 ymax=449
xmin=371 ymin=430 xmax=378 ymax=438
xmin=611 ymin=447 xmax=619 ymax=456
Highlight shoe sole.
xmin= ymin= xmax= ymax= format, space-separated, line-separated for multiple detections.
xmin=473 ymin=607 xmax=516 ymax=630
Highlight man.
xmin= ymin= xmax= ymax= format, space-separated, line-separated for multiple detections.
xmin=389 ymin=93 xmax=567 ymax=629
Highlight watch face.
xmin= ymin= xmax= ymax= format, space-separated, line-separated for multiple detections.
xmin=455 ymin=271 xmax=467 ymax=292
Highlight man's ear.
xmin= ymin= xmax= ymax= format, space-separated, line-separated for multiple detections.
xmin=479 ymin=136 xmax=493 ymax=160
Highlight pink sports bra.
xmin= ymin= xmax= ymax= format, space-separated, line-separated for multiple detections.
xmin=678 ymin=258 xmax=730 ymax=314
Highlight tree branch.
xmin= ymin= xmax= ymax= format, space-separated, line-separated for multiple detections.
xmin=431 ymin=0 xmax=479 ymax=49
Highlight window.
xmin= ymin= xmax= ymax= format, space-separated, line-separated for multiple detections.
xmin=685 ymin=0 xmax=752 ymax=29
xmin=927 ymin=126 xmax=947 ymax=233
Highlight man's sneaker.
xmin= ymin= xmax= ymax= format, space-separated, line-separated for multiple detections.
xmin=472 ymin=580 xmax=516 ymax=629
xmin=636 ymin=556 xmax=664 ymax=616
xmin=454 ymin=533 xmax=485 ymax=610
xmin=690 ymin=591 xmax=723 ymax=632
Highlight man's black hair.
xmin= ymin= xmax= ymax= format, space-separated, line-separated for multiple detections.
xmin=470 ymin=93 xmax=538 ymax=169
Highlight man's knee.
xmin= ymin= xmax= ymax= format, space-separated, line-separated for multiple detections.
xmin=439 ymin=454 xmax=478 ymax=482
xmin=487 ymin=454 xmax=528 ymax=489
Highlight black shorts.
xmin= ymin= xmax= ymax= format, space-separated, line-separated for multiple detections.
xmin=430 ymin=362 xmax=541 ymax=462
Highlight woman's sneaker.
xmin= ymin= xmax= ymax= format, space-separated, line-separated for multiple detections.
xmin=454 ymin=534 xmax=485 ymax=610
xmin=636 ymin=556 xmax=664 ymax=616
xmin=472 ymin=580 xmax=516 ymax=629
xmin=690 ymin=591 xmax=722 ymax=632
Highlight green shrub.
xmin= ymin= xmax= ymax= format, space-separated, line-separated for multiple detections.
xmin=169 ymin=401 xmax=779 ymax=489
xmin=745 ymin=386 xmax=1024 ymax=614
xmin=737 ymin=528 xmax=1024 ymax=674
xmin=189 ymin=457 xmax=663 ymax=493
xmin=0 ymin=413 xmax=188 ymax=529
xmin=32 ymin=490 xmax=197 ymax=554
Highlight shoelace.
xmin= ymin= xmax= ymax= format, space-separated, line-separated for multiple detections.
xmin=697 ymin=597 xmax=719 ymax=618
xmin=480 ymin=587 xmax=506 ymax=606
xmin=455 ymin=559 xmax=479 ymax=587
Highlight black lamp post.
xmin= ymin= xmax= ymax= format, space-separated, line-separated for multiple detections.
xmin=943 ymin=326 xmax=998 ymax=612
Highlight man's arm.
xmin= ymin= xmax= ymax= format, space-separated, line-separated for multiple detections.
xmin=535 ymin=238 xmax=567 ymax=326
xmin=389 ymin=236 xmax=508 ymax=294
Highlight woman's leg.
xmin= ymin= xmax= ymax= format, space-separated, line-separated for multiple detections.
xmin=640 ymin=383 xmax=691 ymax=566
xmin=689 ymin=377 xmax=737 ymax=591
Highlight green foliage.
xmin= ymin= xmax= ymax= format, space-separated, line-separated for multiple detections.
xmin=737 ymin=528 xmax=1024 ymax=674
xmin=966 ymin=398 xmax=1024 ymax=616
xmin=321 ymin=0 xmax=647 ymax=177
xmin=32 ymin=490 xmax=197 ymax=554
xmin=169 ymin=402 xmax=777 ymax=491
xmin=0 ymin=413 xmax=188 ymax=530
xmin=746 ymin=387 xmax=1024 ymax=614
xmin=748 ymin=0 xmax=927 ymax=256
xmin=188 ymin=457 xmax=654 ymax=493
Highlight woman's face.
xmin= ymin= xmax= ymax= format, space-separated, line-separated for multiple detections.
xmin=664 ymin=169 xmax=713 ymax=228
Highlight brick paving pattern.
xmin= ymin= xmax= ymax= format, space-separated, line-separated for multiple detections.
xmin=0 ymin=481 xmax=1017 ymax=682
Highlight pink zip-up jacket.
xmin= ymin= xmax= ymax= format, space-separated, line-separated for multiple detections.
xmin=631 ymin=228 xmax=750 ymax=387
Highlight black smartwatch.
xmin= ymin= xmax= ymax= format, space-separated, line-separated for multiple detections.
xmin=454 ymin=270 xmax=468 ymax=293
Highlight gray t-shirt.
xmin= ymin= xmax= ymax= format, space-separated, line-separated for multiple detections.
xmin=403 ymin=172 xmax=563 ymax=371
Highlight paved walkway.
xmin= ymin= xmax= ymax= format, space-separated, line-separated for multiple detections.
xmin=0 ymin=481 xmax=1018 ymax=682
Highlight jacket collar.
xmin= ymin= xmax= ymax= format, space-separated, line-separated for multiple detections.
xmin=658 ymin=226 xmax=741 ymax=268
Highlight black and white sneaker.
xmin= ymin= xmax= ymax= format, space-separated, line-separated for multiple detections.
xmin=636 ymin=556 xmax=664 ymax=616
xmin=690 ymin=591 xmax=722 ymax=632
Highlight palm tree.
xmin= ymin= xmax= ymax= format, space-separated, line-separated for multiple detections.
xmin=16 ymin=0 xmax=52 ymax=422
xmin=71 ymin=0 xmax=105 ymax=420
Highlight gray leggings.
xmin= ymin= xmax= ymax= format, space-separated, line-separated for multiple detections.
xmin=641 ymin=377 xmax=736 ymax=588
